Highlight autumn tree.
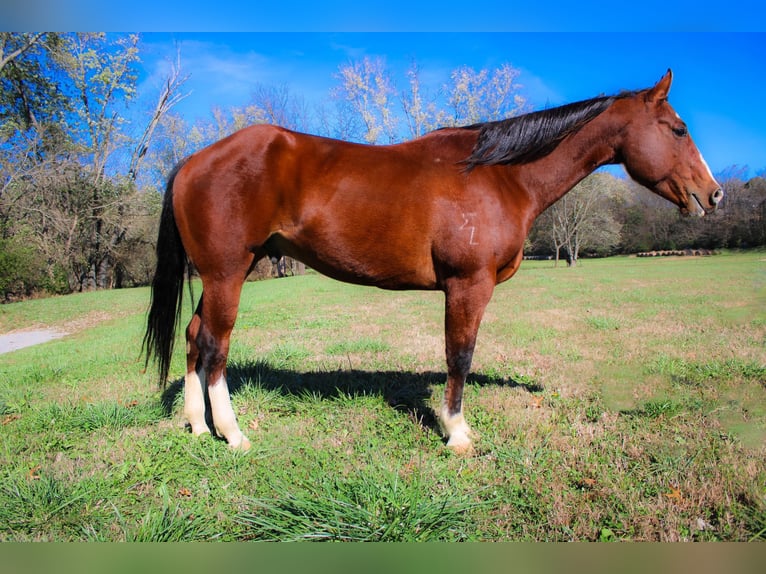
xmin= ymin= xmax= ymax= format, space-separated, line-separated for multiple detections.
xmin=333 ymin=57 xmax=399 ymax=144
xmin=440 ymin=63 xmax=528 ymax=126
xmin=332 ymin=58 xmax=528 ymax=144
xmin=401 ymin=60 xmax=441 ymax=138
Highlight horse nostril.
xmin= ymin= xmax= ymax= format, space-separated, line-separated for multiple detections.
xmin=712 ymin=188 xmax=724 ymax=205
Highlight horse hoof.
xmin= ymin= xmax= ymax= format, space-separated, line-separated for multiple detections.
xmin=230 ymin=435 xmax=251 ymax=451
xmin=447 ymin=441 xmax=474 ymax=456
xmin=446 ymin=435 xmax=474 ymax=455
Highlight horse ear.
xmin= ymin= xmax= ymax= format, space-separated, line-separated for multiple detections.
xmin=645 ymin=69 xmax=673 ymax=103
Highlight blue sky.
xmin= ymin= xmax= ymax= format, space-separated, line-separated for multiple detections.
xmin=3 ymin=2 xmax=766 ymax=176
xmin=3 ymin=1 xmax=765 ymax=32
xmin=135 ymin=32 xmax=766 ymax=176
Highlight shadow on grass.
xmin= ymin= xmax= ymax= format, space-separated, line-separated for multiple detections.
xmin=160 ymin=361 xmax=543 ymax=437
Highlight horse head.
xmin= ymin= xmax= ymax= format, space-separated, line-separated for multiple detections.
xmin=618 ymin=70 xmax=723 ymax=216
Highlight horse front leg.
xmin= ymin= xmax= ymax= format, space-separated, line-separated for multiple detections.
xmin=440 ymin=277 xmax=495 ymax=454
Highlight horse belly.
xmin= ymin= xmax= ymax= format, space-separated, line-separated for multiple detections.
xmin=268 ymin=230 xmax=438 ymax=291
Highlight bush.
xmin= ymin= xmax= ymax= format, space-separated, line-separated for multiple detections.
xmin=0 ymin=235 xmax=47 ymax=301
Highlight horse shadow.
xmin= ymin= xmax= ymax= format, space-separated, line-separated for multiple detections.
xmin=159 ymin=361 xmax=543 ymax=436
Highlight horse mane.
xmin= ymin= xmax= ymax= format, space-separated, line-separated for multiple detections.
xmin=460 ymin=90 xmax=639 ymax=170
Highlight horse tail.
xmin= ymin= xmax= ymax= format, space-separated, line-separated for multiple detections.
xmin=143 ymin=159 xmax=189 ymax=385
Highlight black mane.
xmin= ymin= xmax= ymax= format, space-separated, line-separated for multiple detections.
xmin=460 ymin=91 xmax=638 ymax=169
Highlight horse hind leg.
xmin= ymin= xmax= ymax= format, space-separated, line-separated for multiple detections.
xmin=195 ymin=279 xmax=251 ymax=450
xmin=184 ymin=298 xmax=210 ymax=437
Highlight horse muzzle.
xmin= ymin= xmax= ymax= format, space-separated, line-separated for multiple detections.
xmin=687 ymin=187 xmax=723 ymax=217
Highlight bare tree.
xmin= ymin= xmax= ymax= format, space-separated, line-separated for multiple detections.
xmin=536 ymin=173 xmax=623 ymax=266
xmin=249 ymin=83 xmax=310 ymax=131
xmin=129 ymin=47 xmax=190 ymax=181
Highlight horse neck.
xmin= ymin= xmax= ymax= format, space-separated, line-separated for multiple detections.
xmin=513 ymin=104 xmax=626 ymax=218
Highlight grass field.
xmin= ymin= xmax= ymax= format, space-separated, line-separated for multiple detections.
xmin=1 ymin=252 xmax=764 ymax=541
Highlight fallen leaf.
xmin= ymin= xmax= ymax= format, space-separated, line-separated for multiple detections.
xmin=178 ymin=487 xmax=192 ymax=498
xmin=248 ymin=419 xmax=260 ymax=431
xmin=530 ymin=396 xmax=544 ymax=409
xmin=664 ymin=485 xmax=683 ymax=502
xmin=28 ymin=465 xmax=41 ymax=480
xmin=2 ymin=414 xmax=21 ymax=425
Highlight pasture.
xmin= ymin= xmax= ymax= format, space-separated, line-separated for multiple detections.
xmin=0 ymin=252 xmax=764 ymax=541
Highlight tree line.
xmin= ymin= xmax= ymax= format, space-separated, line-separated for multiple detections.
xmin=1 ymin=33 xmax=763 ymax=300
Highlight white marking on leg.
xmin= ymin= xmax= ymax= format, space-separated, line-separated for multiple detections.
xmin=184 ymin=368 xmax=209 ymax=436
xmin=439 ymin=403 xmax=473 ymax=453
xmin=208 ymin=375 xmax=251 ymax=450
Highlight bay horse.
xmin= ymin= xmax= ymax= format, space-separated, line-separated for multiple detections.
xmin=144 ymin=70 xmax=722 ymax=453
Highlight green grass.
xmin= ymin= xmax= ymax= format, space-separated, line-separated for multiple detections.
xmin=0 ymin=251 xmax=764 ymax=541
xmin=236 ymin=466 xmax=485 ymax=541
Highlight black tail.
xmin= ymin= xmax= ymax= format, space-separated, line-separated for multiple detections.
xmin=143 ymin=160 xmax=189 ymax=385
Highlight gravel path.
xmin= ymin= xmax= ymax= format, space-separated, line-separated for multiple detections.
xmin=0 ymin=329 xmax=67 ymax=355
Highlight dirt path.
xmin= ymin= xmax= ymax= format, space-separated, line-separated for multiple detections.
xmin=0 ymin=309 xmax=138 ymax=355
xmin=0 ymin=329 xmax=68 ymax=355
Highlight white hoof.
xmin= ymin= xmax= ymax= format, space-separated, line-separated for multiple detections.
xmin=439 ymin=407 xmax=475 ymax=454
xmin=228 ymin=434 xmax=251 ymax=451
xmin=446 ymin=431 xmax=474 ymax=455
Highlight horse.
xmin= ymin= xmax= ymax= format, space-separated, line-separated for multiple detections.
xmin=143 ymin=70 xmax=723 ymax=453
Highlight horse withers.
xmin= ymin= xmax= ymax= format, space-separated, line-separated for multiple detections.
xmin=144 ymin=70 xmax=722 ymax=453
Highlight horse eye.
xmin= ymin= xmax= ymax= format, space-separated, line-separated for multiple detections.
xmin=672 ymin=125 xmax=688 ymax=137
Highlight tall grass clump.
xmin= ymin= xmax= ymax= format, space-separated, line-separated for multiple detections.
xmin=236 ymin=467 xmax=487 ymax=541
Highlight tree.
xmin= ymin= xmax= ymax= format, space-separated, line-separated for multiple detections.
xmin=141 ymin=111 xmax=199 ymax=194
xmin=53 ymin=33 xmax=141 ymax=289
xmin=0 ymin=33 xmax=187 ymax=297
xmin=532 ymin=173 xmax=623 ymax=266
xmin=0 ymin=33 xmax=45 ymax=75
xmin=331 ymin=59 xmax=528 ymax=144
xmin=617 ymin=180 xmax=680 ymax=252
xmin=333 ymin=57 xmax=398 ymax=144
xmin=0 ymin=33 xmax=67 ymax=135
xmin=248 ymin=83 xmax=310 ymax=131
xmin=440 ymin=64 xmax=528 ymax=126
xmin=706 ymin=166 xmax=762 ymax=248
xmin=606 ymin=166 xmax=766 ymax=254
xmin=401 ymin=61 xmax=441 ymax=138
xmin=129 ymin=47 xmax=190 ymax=182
